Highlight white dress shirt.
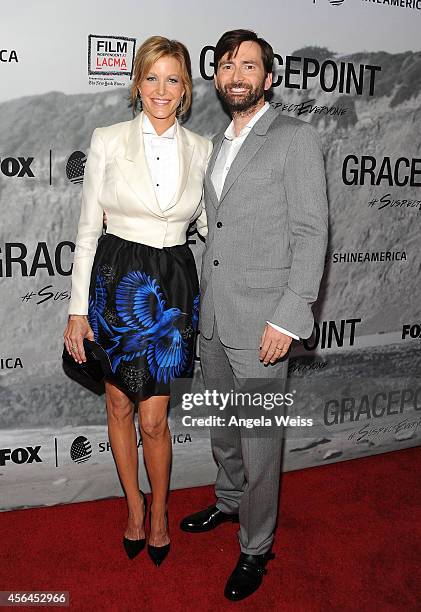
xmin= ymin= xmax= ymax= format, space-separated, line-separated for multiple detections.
xmin=142 ymin=113 xmax=179 ymax=211
xmin=211 ymin=102 xmax=299 ymax=341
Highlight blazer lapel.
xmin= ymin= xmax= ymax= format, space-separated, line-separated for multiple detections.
xmin=115 ymin=112 xmax=164 ymax=218
xmin=205 ymin=134 xmax=224 ymax=209
xmin=162 ymin=123 xmax=194 ymax=212
xmin=219 ymin=133 xmax=265 ymax=204
xmin=218 ymin=105 xmax=279 ymax=204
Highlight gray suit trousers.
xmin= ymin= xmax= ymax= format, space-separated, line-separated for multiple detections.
xmin=199 ymin=318 xmax=288 ymax=555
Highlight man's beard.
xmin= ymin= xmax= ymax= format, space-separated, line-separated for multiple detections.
xmin=218 ymin=80 xmax=265 ymax=114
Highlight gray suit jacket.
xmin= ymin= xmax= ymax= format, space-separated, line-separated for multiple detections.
xmin=199 ymin=105 xmax=328 ymax=348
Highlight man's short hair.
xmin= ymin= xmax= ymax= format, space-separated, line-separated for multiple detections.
xmin=214 ymin=29 xmax=274 ymax=76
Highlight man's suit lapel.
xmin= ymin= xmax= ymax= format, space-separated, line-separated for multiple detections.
xmin=115 ymin=111 xmax=164 ymax=218
xmin=216 ymin=105 xmax=279 ymax=206
xmin=205 ymin=134 xmax=224 ymax=209
xmin=219 ymin=132 xmax=266 ymax=204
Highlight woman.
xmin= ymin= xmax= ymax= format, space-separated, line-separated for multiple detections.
xmin=63 ymin=36 xmax=211 ymax=566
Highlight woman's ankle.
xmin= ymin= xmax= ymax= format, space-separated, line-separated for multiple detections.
xmin=127 ymin=493 xmax=145 ymax=517
xmin=150 ymin=499 xmax=167 ymax=512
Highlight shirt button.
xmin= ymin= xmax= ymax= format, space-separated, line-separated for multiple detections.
xmin=156 ymin=157 xmax=160 ymax=160
xmin=216 ymin=222 xmax=223 ymax=228
xmin=225 ymin=166 xmax=230 ymax=171
xmin=213 ymin=260 xmax=219 ymax=266
xmin=156 ymin=184 xmax=159 ymax=187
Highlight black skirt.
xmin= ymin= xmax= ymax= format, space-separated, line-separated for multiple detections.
xmin=87 ymin=233 xmax=199 ymax=400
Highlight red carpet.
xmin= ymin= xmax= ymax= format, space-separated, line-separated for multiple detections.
xmin=1 ymin=447 xmax=420 ymax=611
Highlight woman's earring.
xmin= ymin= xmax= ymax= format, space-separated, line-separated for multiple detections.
xmin=137 ymin=90 xmax=142 ymax=109
xmin=178 ymin=95 xmax=184 ymax=114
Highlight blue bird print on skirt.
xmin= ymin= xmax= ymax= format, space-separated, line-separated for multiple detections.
xmin=192 ymin=294 xmax=200 ymax=331
xmin=96 ymin=271 xmax=190 ymax=384
xmin=88 ymin=273 xmax=107 ymax=342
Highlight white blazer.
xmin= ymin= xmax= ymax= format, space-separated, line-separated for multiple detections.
xmin=68 ymin=112 xmax=212 ymax=315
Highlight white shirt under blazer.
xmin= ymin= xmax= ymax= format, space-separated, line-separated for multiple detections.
xmin=68 ymin=111 xmax=212 ymax=315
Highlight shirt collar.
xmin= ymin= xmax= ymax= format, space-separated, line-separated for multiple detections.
xmin=224 ymin=101 xmax=270 ymax=141
xmin=142 ymin=112 xmax=177 ymax=139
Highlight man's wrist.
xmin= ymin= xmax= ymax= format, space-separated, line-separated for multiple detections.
xmin=69 ymin=314 xmax=87 ymax=320
xmin=266 ymin=321 xmax=299 ymax=341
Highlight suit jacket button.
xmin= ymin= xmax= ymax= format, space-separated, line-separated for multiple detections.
xmin=213 ymin=260 xmax=219 ymax=266
xmin=216 ymin=221 xmax=223 ymax=228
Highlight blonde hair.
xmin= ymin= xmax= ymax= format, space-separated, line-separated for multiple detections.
xmin=130 ymin=36 xmax=192 ymax=117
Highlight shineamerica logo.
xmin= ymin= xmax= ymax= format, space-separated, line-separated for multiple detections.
xmin=66 ymin=151 xmax=86 ymax=184
xmin=331 ymin=251 xmax=407 ymax=263
xmin=70 ymin=436 xmax=92 ymax=463
xmin=361 ymin=0 xmax=421 ymax=9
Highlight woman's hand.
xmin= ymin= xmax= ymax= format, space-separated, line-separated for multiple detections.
xmin=63 ymin=315 xmax=95 ymax=363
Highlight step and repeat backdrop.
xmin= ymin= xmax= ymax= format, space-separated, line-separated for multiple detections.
xmin=1 ymin=0 xmax=421 ymax=510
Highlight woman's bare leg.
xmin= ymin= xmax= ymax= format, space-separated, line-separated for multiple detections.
xmin=138 ymin=395 xmax=171 ymax=547
xmin=105 ymin=381 xmax=145 ymax=540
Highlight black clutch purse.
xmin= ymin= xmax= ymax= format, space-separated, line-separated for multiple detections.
xmin=62 ymin=338 xmax=113 ymax=395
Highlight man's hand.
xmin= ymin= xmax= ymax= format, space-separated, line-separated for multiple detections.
xmin=259 ymin=324 xmax=292 ymax=365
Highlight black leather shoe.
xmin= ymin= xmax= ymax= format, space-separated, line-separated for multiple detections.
xmin=180 ymin=504 xmax=239 ymax=533
xmin=224 ymin=552 xmax=275 ymax=601
xmin=122 ymin=491 xmax=147 ymax=560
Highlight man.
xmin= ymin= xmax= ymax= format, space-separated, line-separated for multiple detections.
xmin=180 ymin=30 xmax=328 ymax=601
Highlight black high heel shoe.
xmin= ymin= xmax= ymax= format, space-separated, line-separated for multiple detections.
xmin=122 ymin=490 xmax=147 ymax=560
xmin=147 ymin=509 xmax=170 ymax=567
